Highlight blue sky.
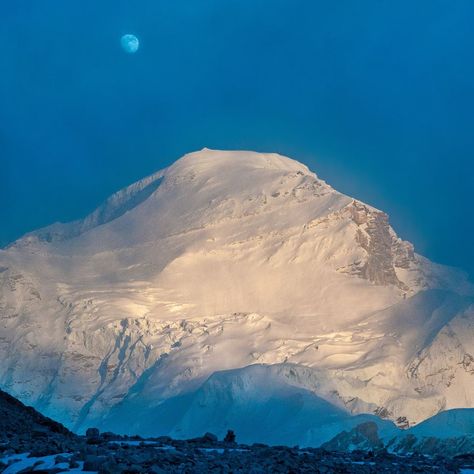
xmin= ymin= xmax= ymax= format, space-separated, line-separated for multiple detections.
xmin=1 ymin=1 xmax=473 ymax=277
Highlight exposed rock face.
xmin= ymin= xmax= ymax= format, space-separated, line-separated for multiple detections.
xmin=321 ymin=421 xmax=384 ymax=451
xmin=0 ymin=149 xmax=472 ymax=435
xmin=346 ymin=200 xmax=415 ymax=289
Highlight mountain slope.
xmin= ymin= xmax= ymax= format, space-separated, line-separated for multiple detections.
xmin=103 ymin=364 xmax=399 ymax=446
xmin=0 ymin=387 xmax=76 ymax=454
xmin=0 ymin=148 xmax=472 ymax=433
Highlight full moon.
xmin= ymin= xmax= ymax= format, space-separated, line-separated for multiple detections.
xmin=121 ymin=34 xmax=139 ymax=54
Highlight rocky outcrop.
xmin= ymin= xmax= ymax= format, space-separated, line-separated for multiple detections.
xmin=0 ymin=387 xmax=77 ymax=455
xmin=347 ymin=201 xmax=414 ymax=289
xmin=323 ymin=415 xmax=474 ymax=459
xmin=321 ymin=421 xmax=384 ymax=451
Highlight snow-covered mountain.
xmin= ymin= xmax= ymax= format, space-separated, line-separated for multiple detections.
xmin=0 ymin=148 xmax=473 ymax=436
xmin=103 ymin=363 xmax=399 ymax=446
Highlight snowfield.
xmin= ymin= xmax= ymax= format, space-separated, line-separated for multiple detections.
xmin=0 ymin=149 xmax=473 ymax=439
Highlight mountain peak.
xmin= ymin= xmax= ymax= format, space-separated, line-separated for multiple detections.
xmin=167 ymin=148 xmax=314 ymax=177
xmin=14 ymin=149 xmax=332 ymax=249
xmin=1 ymin=150 xmax=472 ymax=435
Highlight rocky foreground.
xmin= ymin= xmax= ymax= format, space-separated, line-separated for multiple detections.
xmin=1 ymin=388 xmax=474 ymax=473
xmin=1 ymin=429 xmax=474 ymax=474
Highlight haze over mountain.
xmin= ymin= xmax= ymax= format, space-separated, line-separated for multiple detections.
xmin=0 ymin=149 xmax=473 ymax=441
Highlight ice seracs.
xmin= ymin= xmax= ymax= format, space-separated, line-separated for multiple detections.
xmin=0 ymin=148 xmax=472 ymax=436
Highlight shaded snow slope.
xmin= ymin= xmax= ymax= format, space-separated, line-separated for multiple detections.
xmin=103 ymin=364 xmax=399 ymax=447
xmin=0 ymin=149 xmax=472 ymax=433
xmin=408 ymin=408 xmax=474 ymax=439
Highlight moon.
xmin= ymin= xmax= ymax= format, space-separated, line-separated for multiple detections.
xmin=121 ymin=34 xmax=139 ymax=54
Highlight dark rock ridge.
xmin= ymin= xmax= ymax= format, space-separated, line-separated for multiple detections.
xmin=321 ymin=422 xmax=385 ymax=452
xmin=0 ymin=388 xmax=77 ymax=455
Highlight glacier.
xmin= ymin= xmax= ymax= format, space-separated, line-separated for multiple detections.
xmin=0 ymin=148 xmax=473 ymax=439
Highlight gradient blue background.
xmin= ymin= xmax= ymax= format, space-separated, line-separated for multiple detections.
xmin=1 ymin=1 xmax=473 ymax=277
